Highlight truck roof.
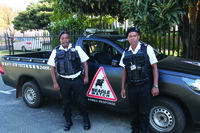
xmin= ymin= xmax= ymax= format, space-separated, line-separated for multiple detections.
xmin=81 ymin=34 xmax=126 ymax=41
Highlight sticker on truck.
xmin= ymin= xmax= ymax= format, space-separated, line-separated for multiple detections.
xmin=87 ymin=67 xmax=117 ymax=102
xmin=1 ymin=62 xmax=51 ymax=70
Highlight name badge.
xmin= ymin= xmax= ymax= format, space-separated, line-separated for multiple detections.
xmin=130 ymin=62 xmax=136 ymax=70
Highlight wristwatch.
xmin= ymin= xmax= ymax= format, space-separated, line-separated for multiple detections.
xmin=153 ymin=85 xmax=158 ymax=88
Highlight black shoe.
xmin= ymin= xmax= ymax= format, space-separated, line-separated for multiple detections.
xmin=83 ymin=115 xmax=91 ymax=130
xmin=84 ymin=122 xmax=91 ymax=130
xmin=64 ymin=116 xmax=73 ymax=131
xmin=64 ymin=122 xmax=73 ymax=131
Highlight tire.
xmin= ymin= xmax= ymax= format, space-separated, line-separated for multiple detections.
xmin=149 ymin=97 xmax=186 ymax=133
xmin=22 ymin=46 xmax=26 ymax=52
xmin=22 ymin=81 xmax=44 ymax=108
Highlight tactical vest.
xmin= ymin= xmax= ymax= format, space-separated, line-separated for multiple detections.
xmin=55 ymin=44 xmax=82 ymax=76
xmin=123 ymin=43 xmax=152 ymax=85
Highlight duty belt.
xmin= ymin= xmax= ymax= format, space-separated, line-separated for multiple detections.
xmin=59 ymin=74 xmax=81 ymax=81
xmin=128 ymin=78 xmax=148 ymax=86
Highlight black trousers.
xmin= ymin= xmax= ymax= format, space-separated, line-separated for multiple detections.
xmin=58 ymin=76 xmax=88 ymax=119
xmin=128 ymin=81 xmax=153 ymax=132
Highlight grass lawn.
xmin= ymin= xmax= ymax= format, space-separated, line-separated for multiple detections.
xmin=0 ymin=50 xmax=25 ymax=57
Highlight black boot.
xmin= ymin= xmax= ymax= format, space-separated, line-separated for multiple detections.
xmin=64 ymin=117 xmax=73 ymax=131
xmin=83 ymin=115 xmax=91 ymax=130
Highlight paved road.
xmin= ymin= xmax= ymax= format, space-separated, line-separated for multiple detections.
xmin=0 ymin=76 xmax=200 ymax=133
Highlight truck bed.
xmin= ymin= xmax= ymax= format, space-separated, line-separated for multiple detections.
xmin=0 ymin=51 xmax=59 ymax=99
xmin=2 ymin=51 xmax=52 ymax=63
xmin=3 ymin=51 xmax=52 ymax=59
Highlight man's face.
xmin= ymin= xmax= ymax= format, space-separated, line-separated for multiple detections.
xmin=60 ymin=33 xmax=70 ymax=48
xmin=127 ymin=32 xmax=140 ymax=46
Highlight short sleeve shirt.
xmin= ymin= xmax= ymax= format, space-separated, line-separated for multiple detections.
xmin=47 ymin=43 xmax=89 ymax=78
xmin=119 ymin=42 xmax=158 ymax=68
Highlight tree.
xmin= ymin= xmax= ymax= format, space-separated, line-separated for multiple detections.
xmin=56 ymin=0 xmax=125 ymax=24
xmin=12 ymin=0 xmax=53 ymax=32
xmin=120 ymin=0 xmax=200 ymax=60
xmin=0 ymin=5 xmax=17 ymax=33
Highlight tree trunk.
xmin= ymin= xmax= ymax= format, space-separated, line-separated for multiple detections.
xmin=179 ymin=1 xmax=200 ymax=60
xmin=196 ymin=1 xmax=200 ymax=60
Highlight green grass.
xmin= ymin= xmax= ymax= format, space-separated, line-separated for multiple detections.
xmin=0 ymin=50 xmax=25 ymax=58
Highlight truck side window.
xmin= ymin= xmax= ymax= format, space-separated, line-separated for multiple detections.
xmin=83 ymin=40 xmax=120 ymax=65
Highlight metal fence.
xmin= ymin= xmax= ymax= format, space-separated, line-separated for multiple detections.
xmin=0 ymin=24 xmax=199 ymax=60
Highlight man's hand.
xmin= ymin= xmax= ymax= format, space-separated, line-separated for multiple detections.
xmin=83 ymin=76 xmax=89 ymax=85
xmin=53 ymin=82 xmax=60 ymax=91
xmin=121 ymin=89 xmax=126 ymax=99
xmin=152 ymin=87 xmax=159 ymax=96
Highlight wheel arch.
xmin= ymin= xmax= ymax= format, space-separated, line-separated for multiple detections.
xmin=156 ymin=94 xmax=191 ymax=117
xmin=16 ymin=75 xmax=41 ymax=98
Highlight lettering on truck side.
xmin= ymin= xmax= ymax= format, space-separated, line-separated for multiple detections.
xmin=1 ymin=62 xmax=51 ymax=70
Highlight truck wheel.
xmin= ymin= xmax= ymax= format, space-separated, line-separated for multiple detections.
xmin=22 ymin=46 xmax=26 ymax=52
xmin=149 ymin=97 xmax=186 ymax=133
xmin=22 ymin=81 xmax=44 ymax=108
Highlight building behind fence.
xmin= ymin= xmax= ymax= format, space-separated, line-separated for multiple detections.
xmin=0 ymin=25 xmax=199 ymax=60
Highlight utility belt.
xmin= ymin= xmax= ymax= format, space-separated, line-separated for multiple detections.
xmin=127 ymin=78 xmax=149 ymax=86
xmin=58 ymin=68 xmax=82 ymax=76
xmin=59 ymin=74 xmax=82 ymax=81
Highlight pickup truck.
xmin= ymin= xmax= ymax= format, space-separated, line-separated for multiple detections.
xmin=0 ymin=33 xmax=200 ymax=133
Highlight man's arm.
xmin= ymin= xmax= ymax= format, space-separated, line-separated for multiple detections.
xmin=82 ymin=61 xmax=89 ymax=84
xmin=121 ymin=67 xmax=126 ymax=98
xmin=151 ymin=63 xmax=159 ymax=96
xmin=51 ymin=66 xmax=60 ymax=91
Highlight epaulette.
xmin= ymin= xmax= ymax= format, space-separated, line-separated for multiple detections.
xmin=140 ymin=43 xmax=148 ymax=51
xmin=72 ymin=43 xmax=76 ymax=48
xmin=125 ymin=47 xmax=129 ymax=51
xmin=141 ymin=43 xmax=148 ymax=47
xmin=54 ymin=45 xmax=60 ymax=50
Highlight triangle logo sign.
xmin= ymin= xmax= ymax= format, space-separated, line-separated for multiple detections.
xmin=87 ymin=67 xmax=117 ymax=102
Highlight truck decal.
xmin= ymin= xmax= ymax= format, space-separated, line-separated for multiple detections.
xmin=87 ymin=67 xmax=117 ymax=102
xmin=1 ymin=62 xmax=51 ymax=70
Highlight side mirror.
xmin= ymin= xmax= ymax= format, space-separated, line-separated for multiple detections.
xmin=111 ymin=59 xmax=119 ymax=67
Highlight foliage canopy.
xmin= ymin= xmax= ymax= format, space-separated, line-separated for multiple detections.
xmin=56 ymin=0 xmax=125 ymax=22
xmin=119 ymin=0 xmax=185 ymax=36
xmin=12 ymin=0 xmax=53 ymax=32
xmin=0 ymin=6 xmax=17 ymax=32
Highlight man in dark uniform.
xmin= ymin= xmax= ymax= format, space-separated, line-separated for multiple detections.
xmin=119 ymin=27 xmax=159 ymax=133
xmin=47 ymin=31 xmax=91 ymax=131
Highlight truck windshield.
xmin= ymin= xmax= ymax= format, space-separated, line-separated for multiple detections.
xmin=115 ymin=38 xmax=130 ymax=50
xmin=115 ymin=38 xmax=164 ymax=60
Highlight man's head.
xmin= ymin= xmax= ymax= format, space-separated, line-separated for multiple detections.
xmin=58 ymin=30 xmax=70 ymax=48
xmin=126 ymin=27 xmax=140 ymax=46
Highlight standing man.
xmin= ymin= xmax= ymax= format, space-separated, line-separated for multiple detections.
xmin=119 ymin=27 xmax=159 ymax=133
xmin=47 ymin=31 xmax=91 ymax=131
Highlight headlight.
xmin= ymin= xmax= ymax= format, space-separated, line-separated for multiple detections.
xmin=182 ymin=77 xmax=200 ymax=92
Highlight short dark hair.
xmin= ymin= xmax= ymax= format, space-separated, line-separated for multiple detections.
xmin=58 ymin=30 xmax=70 ymax=40
xmin=126 ymin=27 xmax=140 ymax=37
